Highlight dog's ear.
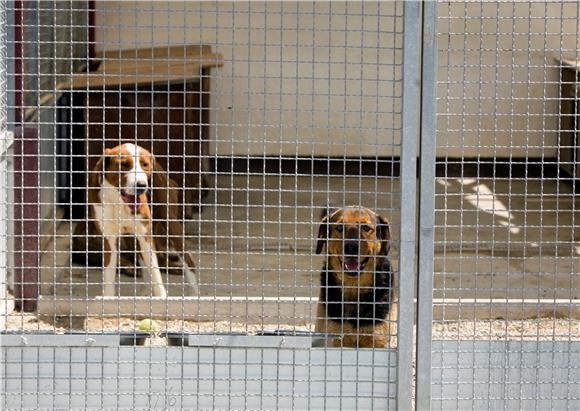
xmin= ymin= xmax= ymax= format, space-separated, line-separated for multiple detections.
xmin=150 ymin=160 xmax=183 ymax=219
xmin=320 ymin=204 xmax=339 ymax=221
xmin=150 ymin=152 xmax=156 ymax=170
xmin=150 ymin=159 xmax=175 ymax=196
xmin=316 ymin=215 xmax=329 ymax=254
xmin=376 ymin=214 xmax=391 ymax=256
xmin=147 ymin=154 xmax=156 ymax=182
xmin=148 ymin=151 xmax=158 ymax=179
xmin=150 ymin=160 xmax=166 ymax=194
xmin=103 ymin=147 xmax=114 ymax=164
xmin=89 ymin=156 xmax=106 ymax=188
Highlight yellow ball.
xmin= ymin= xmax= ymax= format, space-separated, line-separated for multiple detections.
xmin=138 ymin=318 xmax=157 ymax=332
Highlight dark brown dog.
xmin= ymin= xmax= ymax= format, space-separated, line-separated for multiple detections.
xmin=315 ymin=206 xmax=394 ymax=348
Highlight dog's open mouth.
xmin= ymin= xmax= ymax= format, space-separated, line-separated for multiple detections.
xmin=121 ymin=190 xmax=142 ymax=214
xmin=342 ymin=257 xmax=370 ymax=273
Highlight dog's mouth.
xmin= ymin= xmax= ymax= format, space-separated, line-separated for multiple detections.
xmin=121 ymin=190 xmax=142 ymax=214
xmin=342 ymin=257 xmax=370 ymax=274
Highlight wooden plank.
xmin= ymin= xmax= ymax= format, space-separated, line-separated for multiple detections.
xmin=58 ymin=45 xmax=223 ymax=89
xmin=61 ymin=61 xmax=211 ymax=89
xmin=97 ymin=44 xmax=217 ymax=61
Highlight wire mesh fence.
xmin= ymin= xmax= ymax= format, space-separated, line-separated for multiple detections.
xmin=2 ymin=1 xmax=408 ymax=409
xmin=431 ymin=2 xmax=580 ymax=410
xmin=1 ymin=1 xmax=579 ymax=410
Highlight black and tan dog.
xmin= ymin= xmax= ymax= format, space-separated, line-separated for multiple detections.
xmin=315 ymin=206 xmax=394 ymax=348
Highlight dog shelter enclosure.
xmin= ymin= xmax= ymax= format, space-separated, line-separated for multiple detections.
xmin=1 ymin=1 xmax=579 ymax=410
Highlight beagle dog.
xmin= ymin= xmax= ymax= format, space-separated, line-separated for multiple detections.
xmin=315 ymin=206 xmax=394 ymax=348
xmin=72 ymin=143 xmax=198 ymax=297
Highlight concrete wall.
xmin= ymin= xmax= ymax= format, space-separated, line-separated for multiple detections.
xmin=94 ymin=1 xmax=580 ymax=158
xmin=438 ymin=2 xmax=580 ymax=158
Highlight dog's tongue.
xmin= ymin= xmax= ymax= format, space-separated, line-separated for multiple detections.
xmin=344 ymin=260 xmax=359 ymax=272
xmin=122 ymin=193 xmax=141 ymax=214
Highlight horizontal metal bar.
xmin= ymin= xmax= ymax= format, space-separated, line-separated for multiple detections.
xmin=1 ymin=333 xmax=122 ymax=347
xmin=187 ymin=334 xmax=315 ymax=349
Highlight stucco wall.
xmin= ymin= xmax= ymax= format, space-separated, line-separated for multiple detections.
xmin=95 ymin=1 xmax=580 ymax=158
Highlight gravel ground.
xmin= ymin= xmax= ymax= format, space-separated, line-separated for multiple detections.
xmin=4 ymin=311 xmax=579 ymax=346
xmin=431 ymin=318 xmax=580 ymax=341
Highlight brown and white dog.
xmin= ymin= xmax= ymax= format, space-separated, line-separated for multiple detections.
xmin=315 ymin=206 xmax=394 ymax=348
xmin=73 ymin=143 xmax=198 ymax=297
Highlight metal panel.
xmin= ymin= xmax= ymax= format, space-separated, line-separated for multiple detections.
xmin=432 ymin=2 xmax=580 ymax=410
xmin=1 ymin=346 xmax=397 ymax=411
xmin=187 ymin=334 xmax=314 ymax=349
xmin=431 ymin=341 xmax=580 ymax=411
xmin=0 ymin=332 xmax=150 ymax=347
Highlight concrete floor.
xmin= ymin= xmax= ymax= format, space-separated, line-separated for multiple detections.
xmin=39 ymin=174 xmax=579 ymax=317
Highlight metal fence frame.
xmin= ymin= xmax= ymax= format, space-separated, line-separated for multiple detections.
xmin=0 ymin=1 xmax=415 ymax=409
xmin=415 ymin=1 xmax=438 ymax=409
xmin=398 ymin=2 xmax=421 ymax=409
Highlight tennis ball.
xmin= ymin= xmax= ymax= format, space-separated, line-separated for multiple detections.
xmin=138 ymin=318 xmax=158 ymax=332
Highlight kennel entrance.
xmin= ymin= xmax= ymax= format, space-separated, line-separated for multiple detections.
xmin=57 ymin=45 xmax=223 ymax=220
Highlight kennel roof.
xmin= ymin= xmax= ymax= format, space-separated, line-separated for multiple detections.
xmin=59 ymin=45 xmax=223 ymax=89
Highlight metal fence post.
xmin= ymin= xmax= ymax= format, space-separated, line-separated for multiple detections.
xmin=398 ymin=2 xmax=421 ymax=410
xmin=416 ymin=1 xmax=438 ymax=410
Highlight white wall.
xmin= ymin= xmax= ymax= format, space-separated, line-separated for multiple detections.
xmin=438 ymin=2 xmax=580 ymax=158
xmin=95 ymin=1 xmax=402 ymax=157
xmin=95 ymin=1 xmax=580 ymax=159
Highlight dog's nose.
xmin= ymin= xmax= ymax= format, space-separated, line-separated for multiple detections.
xmin=135 ymin=182 xmax=148 ymax=194
xmin=344 ymin=242 xmax=359 ymax=256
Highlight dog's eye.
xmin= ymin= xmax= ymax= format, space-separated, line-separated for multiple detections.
xmin=361 ymin=224 xmax=372 ymax=232
xmin=335 ymin=225 xmax=343 ymax=233
xmin=119 ymin=160 xmax=132 ymax=170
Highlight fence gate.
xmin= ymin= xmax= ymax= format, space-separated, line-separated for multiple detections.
xmin=0 ymin=1 xmax=421 ymax=410
xmin=417 ymin=2 xmax=580 ymax=410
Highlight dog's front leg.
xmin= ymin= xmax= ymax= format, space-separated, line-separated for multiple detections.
xmin=138 ymin=237 xmax=167 ymax=298
xmin=102 ymin=236 xmax=117 ymax=296
xmin=182 ymin=252 xmax=199 ymax=295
